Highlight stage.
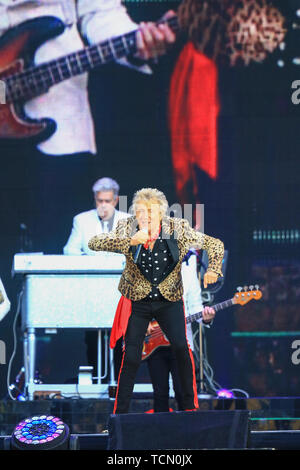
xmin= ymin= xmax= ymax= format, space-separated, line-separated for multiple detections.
xmin=1 ymin=396 xmax=300 ymax=450
xmin=0 ymin=0 xmax=299 ymax=456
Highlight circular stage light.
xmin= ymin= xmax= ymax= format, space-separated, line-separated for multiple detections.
xmin=11 ymin=415 xmax=70 ymax=450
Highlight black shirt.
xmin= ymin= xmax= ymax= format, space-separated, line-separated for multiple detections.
xmin=138 ymin=230 xmax=173 ymax=301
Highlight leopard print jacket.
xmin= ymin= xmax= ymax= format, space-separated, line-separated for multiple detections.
xmin=88 ymin=216 xmax=224 ymax=302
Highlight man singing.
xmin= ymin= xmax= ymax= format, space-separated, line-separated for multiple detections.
xmin=88 ymin=188 xmax=224 ymax=414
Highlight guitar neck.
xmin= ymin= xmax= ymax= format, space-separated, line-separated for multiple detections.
xmin=6 ymin=15 xmax=180 ymax=103
xmin=186 ymin=298 xmax=235 ymax=324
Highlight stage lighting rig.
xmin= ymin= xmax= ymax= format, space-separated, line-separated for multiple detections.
xmin=4 ymin=415 xmax=78 ymax=450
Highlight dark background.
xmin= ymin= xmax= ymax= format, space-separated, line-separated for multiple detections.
xmin=0 ymin=0 xmax=300 ymax=398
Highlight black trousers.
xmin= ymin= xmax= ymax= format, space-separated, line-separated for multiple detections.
xmin=113 ymin=299 xmax=198 ymax=414
xmin=147 ymin=347 xmax=184 ymax=412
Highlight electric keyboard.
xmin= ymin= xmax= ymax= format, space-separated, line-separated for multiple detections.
xmin=12 ymin=253 xmax=125 ymax=276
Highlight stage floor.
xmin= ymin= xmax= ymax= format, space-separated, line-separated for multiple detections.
xmin=1 ymin=396 xmax=300 ymax=437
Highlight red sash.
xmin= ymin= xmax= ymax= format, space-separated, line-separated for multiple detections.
xmin=110 ymin=295 xmax=132 ymax=349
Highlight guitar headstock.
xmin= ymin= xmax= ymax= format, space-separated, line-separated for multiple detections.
xmin=233 ymin=285 xmax=262 ymax=306
xmin=178 ymin=0 xmax=287 ymax=66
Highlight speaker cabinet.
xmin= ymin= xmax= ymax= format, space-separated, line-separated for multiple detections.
xmin=108 ymin=410 xmax=250 ymax=450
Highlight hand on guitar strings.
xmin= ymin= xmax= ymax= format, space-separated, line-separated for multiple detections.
xmin=136 ymin=10 xmax=176 ymax=61
xmin=146 ymin=321 xmax=157 ymax=336
xmin=202 ymin=306 xmax=215 ymax=324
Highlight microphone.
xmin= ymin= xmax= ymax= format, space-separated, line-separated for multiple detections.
xmin=133 ymin=228 xmax=148 ymax=264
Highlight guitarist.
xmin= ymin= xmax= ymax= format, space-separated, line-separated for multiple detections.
xmin=146 ymin=251 xmax=215 ymax=412
xmin=0 ymin=0 xmax=175 ymax=155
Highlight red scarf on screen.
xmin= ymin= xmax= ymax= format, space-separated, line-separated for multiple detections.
xmin=168 ymin=42 xmax=220 ymax=197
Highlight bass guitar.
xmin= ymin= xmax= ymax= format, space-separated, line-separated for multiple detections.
xmin=141 ymin=285 xmax=262 ymax=360
xmin=0 ymin=1 xmax=285 ymax=144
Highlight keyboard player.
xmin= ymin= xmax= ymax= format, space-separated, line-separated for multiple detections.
xmin=63 ymin=176 xmax=129 ymax=381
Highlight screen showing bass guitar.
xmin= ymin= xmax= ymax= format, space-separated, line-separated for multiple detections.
xmin=0 ymin=1 xmax=285 ymax=144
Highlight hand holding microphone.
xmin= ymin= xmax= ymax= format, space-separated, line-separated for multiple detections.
xmin=131 ymin=228 xmax=148 ymax=263
xmin=130 ymin=228 xmax=149 ymax=246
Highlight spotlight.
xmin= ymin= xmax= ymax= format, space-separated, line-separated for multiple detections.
xmin=217 ymin=389 xmax=235 ymax=399
xmin=8 ymin=415 xmax=75 ymax=450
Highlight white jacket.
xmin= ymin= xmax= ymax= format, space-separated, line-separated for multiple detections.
xmin=0 ymin=277 xmax=11 ymax=322
xmin=0 ymin=0 xmax=147 ymax=155
xmin=182 ymin=255 xmax=204 ymax=351
xmin=63 ymin=207 xmax=130 ymax=255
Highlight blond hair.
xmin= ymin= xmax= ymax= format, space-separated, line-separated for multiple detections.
xmin=132 ymin=188 xmax=169 ymax=218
